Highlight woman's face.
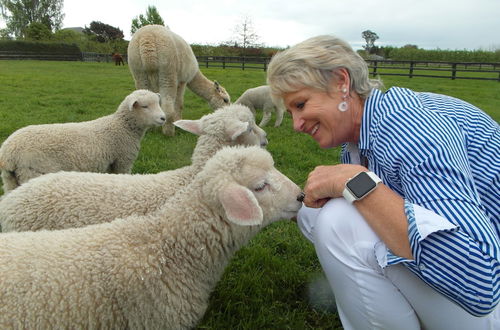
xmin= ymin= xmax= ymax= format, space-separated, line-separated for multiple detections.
xmin=283 ymin=86 xmax=353 ymax=148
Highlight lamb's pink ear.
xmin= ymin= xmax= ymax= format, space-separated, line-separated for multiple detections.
xmin=174 ymin=119 xmax=203 ymax=135
xmin=130 ymin=100 xmax=139 ymax=111
xmin=225 ymin=121 xmax=249 ymax=140
xmin=219 ymin=183 xmax=263 ymax=226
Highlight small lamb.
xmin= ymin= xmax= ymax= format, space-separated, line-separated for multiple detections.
xmin=235 ymin=85 xmax=286 ymax=127
xmin=0 ymin=104 xmax=268 ymax=232
xmin=128 ymin=24 xmax=231 ymax=136
xmin=0 ymin=146 xmax=302 ymax=329
xmin=0 ymin=89 xmax=165 ymax=193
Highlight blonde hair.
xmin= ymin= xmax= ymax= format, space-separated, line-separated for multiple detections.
xmin=266 ymin=35 xmax=382 ymax=102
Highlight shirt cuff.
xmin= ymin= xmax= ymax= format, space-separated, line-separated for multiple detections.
xmin=375 ymin=201 xmax=459 ymax=268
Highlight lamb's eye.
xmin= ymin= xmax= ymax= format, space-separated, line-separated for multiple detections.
xmin=141 ymin=105 xmax=148 ymax=109
xmin=254 ymin=182 xmax=268 ymax=192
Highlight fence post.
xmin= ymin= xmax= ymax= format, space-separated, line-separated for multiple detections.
xmin=205 ymin=57 xmax=208 ymax=68
xmin=263 ymin=61 xmax=267 ymax=71
xmin=242 ymin=56 xmax=245 ymax=70
xmin=372 ymin=61 xmax=378 ymax=77
xmin=451 ymin=63 xmax=457 ymax=80
xmin=409 ymin=61 xmax=414 ymax=78
xmin=222 ymin=57 xmax=225 ymax=69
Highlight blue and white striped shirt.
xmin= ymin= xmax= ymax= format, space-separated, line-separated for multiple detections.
xmin=342 ymin=87 xmax=500 ymax=316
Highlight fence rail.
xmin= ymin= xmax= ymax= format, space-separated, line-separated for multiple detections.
xmin=366 ymin=60 xmax=500 ymax=81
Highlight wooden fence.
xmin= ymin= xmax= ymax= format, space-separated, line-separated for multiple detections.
xmin=0 ymin=50 xmax=81 ymax=61
xmin=366 ymin=60 xmax=500 ymax=82
xmin=195 ymin=56 xmax=500 ymax=82
xmin=1 ymin=51 xmax=499 ymax=81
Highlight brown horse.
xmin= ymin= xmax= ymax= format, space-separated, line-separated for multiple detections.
xmin=112 ymin=53 xmax=125 ymax=66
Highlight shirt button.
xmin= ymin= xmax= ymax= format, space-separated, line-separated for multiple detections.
xmin=419 ymin=264 xmax=426 ymax=271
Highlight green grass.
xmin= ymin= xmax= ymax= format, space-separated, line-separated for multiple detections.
xmin=0 ymin=60 xmax=498 ymax=329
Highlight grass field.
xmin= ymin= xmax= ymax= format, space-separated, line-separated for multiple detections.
xmin=0 ymin=60 xmax=498 ymax=329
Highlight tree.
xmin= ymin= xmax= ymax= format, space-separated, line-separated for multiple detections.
xmin=361 ymin=30 xmax=379 ymax=53
xmin=131 ymin=5 xmax=165 ymax=35
xmin=24 ymin=21 xmax=52 ymax=40
xmin=0 ymin=0 xmax=64 ymax=38
xmin=83 ymin=21 xmax=124 ymax=43
xmin=231 ymin=15 xmax=260 ymax=51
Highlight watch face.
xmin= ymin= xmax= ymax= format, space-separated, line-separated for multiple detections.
xmin=346 ymin=172 xmax=377 ymax=199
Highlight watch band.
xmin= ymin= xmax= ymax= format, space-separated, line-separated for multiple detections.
xmin=342 ymin=171 xmax=382 ymax=204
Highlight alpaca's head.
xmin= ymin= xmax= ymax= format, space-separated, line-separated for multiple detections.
xmin=208 ymin=81 xmax=231 ymax=109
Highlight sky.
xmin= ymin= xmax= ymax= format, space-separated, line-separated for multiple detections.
xmin=2 ymin=0 xmax=500 ymax=50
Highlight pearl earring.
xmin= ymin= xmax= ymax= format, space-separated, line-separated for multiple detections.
xmin=338 ymin=87 xmax=349 ymax=112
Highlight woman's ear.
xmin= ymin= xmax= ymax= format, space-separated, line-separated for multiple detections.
xmin=332 ymin=67 xmax=350 ymax=92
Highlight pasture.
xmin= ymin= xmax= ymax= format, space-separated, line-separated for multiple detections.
xmin=0 ymin=60 xmax=498 ymax=329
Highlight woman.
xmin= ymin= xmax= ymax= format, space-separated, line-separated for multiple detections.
xmin=267 ymin=35 xmax=499 ymax=329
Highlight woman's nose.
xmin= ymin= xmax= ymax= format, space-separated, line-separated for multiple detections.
xmin=292 ymin=114 xmax=304 ymax=132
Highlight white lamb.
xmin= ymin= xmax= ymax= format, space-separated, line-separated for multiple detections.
xmin=128 ymin=24 xmax=231 ymax=136
xmin=235 ymin=85 xmax=286 ymax=127
xmin=0 ymin=145 xmax=302 ymax=329
xmin=0 ymin=104 xmax=268 ymax=232
xmin=0 ymin=89 xmax=165 ymax=193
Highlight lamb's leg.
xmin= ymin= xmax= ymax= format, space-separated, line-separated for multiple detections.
xmin=259 ymin=106 xmax=273 ymax=127
xmin=1 ymin=170 xmax=19 ymax=193
xmin=11 ymin=167 xmax=45 ymax=188
xmin=274 ymin=105 xmax=285 ymax=127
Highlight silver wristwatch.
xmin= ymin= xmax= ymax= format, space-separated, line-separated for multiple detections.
xmin=342 ymin=171 xmax=382 ymax=203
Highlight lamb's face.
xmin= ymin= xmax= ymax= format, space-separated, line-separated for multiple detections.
xmin=129 ymin=90 xmax=166 ymax=128
xmin=208 ymin=81 xmax=231 ymax=109
xmin=223 ymin=105 xmax=268 ymax=148
xmin=239 ymin=162 xmax=302 ymax=226
xmin=232 ymin=120 xmax=268 ymax=148
xmin=204 ymin=147 xmax=302 ymax=227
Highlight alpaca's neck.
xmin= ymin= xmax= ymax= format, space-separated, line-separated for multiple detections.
xmin=187 ymin=71 xmax=214 ymax=101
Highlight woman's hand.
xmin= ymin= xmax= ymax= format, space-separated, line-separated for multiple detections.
xmin=303 ymin=164 xmax=366 ymax=208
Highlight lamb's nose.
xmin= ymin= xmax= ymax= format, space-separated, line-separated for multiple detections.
xmin=297 ymin=192 xmax=305 ymax=202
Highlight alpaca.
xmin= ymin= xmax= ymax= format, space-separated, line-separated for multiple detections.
xmin=112 ymin=53 xmax=125 ymax=66
xmin=127 ymin=25 xmax=231 ymax=136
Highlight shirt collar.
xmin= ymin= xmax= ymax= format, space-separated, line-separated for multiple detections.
xmin=358 ymin=88 xmax=383 ymax=153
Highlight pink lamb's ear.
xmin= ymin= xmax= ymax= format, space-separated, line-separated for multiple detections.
xmin=219 ymin=183 xmax=263 ymax=226
xmin=130 ymin=100 xmax=139 ymax=111
xmin=225 ymin=121 xmax=249 ymax=141
xmin=174 ymin=119 xmax=203 ymax=136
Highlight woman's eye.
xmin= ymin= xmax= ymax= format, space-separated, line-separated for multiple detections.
xmin=296 ymin=102 xmax=305 ymax=110
xmin=254 ymin=182 xmax=268 ymax=192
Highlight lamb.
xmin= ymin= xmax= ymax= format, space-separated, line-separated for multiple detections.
xmin=0 ymin=89 xmax=165 ymax=193
xmin=0 ymin=104 xmax=268 ymax=232
xmin=235 ymin=85 xmax=286 ymax=127
xmin=0 ymin=145 xmax=302 ymax=329
xmin=128 ymin=24 xmax=231 ymax=136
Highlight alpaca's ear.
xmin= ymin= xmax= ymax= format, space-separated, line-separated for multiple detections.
xmin=225 ymin=120 xmax=249 ymax=140
xmin=174 ymin=119 xmax=203 ymax=135
xmin=219 ymin=183 xmax=263 ymax=226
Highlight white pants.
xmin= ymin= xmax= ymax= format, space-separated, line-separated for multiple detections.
xmin=298 ymin=198 xmax=500 ymax=330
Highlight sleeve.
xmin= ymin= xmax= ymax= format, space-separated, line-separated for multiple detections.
xmin=373 ymin=107 xmax=500 ymax=316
